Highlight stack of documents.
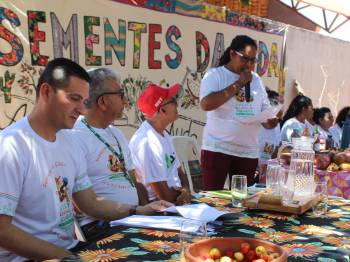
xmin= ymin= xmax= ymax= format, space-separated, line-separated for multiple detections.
xmin=110 ymin=203 xmax=239 ymax=232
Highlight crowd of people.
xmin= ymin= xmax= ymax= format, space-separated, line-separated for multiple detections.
xmin=0 ymin=34 xmax=349 ymax=261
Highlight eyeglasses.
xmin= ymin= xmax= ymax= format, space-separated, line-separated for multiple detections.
xmin=235 ymin=51 xmax=257 ymax=64
xmin=96 ymin=90 xmax=125 ymax=102
xmin=158 ymin=97 xmax=178 ymax=110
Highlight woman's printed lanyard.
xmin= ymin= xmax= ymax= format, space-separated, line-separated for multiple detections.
xmin=81 ymin=118 xmax=135 ymax=187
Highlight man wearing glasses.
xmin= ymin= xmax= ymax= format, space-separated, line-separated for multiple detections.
xmin=0 ymin=60 xmax=172 ymax=261
xmin=72 ymin=68 xmax=152 ymax=241
xmin=200 ymin=35 xmax=276 ymax=190
xmin=129 ymin=84 xmax=192 ymax=205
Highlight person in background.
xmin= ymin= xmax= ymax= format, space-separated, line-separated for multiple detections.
xmin=72 ymin=68 xmax=150 ymax=241
xmin=129 ymin=83 xmax=192 ymax=205
xmin=0 ymin=58 xmax=171 ymax=262
xmin=330 ymin=106 xmax=350 ymax=147
xmin=199 ymin=35 xmax=278 ymax=189
xmin=280 ymin=94 xmax=314 ymax=142
xmin=258 ymin=89 xmax=282 ymax=183
xmin=313 ymin=107 xmax=334 ymax=140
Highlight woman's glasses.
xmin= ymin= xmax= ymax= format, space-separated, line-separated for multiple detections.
xmin=235 ymin=51 xmax=257 ymax=64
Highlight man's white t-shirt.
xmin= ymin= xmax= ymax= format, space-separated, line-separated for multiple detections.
xmin=73 ymin=118 xmax=138 ymax=226
xmin=258 ymin=125 xmax=281 ymax=165
xmin=200 ymin=66 xmax=270 ymax=159
xmin=280 ymin=117 xmax=313 ymax=142
xmin=129 ymin=121 xmax=181 ymax=201
xmin=0 ymin=117 xmax=91 ymax=262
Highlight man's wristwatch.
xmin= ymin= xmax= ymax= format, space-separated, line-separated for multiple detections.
xmin=129 ymin=205 xmax=138 ymax=216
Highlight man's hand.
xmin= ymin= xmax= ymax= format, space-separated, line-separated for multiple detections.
xmin=136 ymin=200 xmax=173 ymax=215
xmin=175 ymin=188 xmax=192 ymax=205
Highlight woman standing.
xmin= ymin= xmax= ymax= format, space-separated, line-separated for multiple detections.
xmin=200 ymin=35 xmax=273 ymax=189
xmin=280 ymin=94 xmax=314 ymax=142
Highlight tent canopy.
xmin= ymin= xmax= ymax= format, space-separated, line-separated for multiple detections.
xmin=297 ymin=0 xmax=350 ymax=17
xmin=283 ymin=0 xmax=350 ymax=33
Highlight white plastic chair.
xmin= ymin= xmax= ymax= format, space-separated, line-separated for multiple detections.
xmin=171 ymin=136 xmax=201 ymax=195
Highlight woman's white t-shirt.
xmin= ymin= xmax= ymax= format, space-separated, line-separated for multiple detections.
xmin=200 ymin=66 xmax=270 ymax=159
xmin=258 ymin=125 xmax=281 ymax=164
xmin=329 ymin=124 xmax=342 ymax=147
xmin=280 ymin=117 xmax=313 ymax=142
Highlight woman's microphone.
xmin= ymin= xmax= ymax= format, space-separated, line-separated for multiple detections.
xmin=245 ymin=81 xmax=251 ymax=102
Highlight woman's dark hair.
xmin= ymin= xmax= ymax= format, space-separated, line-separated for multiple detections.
xmin=335 ymin=106 xmax=350 ymax=128
xmin=281 ymin=94 xmax=313 ymax=127
xmin=312 ymin=107 xmax=331 ymax=125
xmin=266 ymin=89 xmax=279 ymax=100
xmin=218 ymin=35 xmax=257 ymax=67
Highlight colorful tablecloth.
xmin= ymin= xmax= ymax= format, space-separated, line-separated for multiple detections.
xmin=74 ymin=195 xmax=350 ymax=261
xmin=316 ymin=170 xmax=350 ymax=199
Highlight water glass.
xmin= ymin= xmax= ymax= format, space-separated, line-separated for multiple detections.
xmin=179 ymin=219 xmax=207 ymax=261
xmin=266 ymin=163 xmax=281 ymax=195
xmin=279 ymin=167 xmax=295 ymax=205
xmin=231 ymin=175 xmax=247 ymax=207
xmin=312 ymin=181 xmax=328 ymax=217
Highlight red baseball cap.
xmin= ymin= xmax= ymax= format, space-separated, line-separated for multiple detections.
xmin=138 ymin=83 xmax=180 ymax=118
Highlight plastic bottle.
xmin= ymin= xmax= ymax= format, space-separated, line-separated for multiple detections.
xmin=326 ymin=134 xmax=334 ymax=150
xmin=313 ymin=127 xmax=321 ymax=152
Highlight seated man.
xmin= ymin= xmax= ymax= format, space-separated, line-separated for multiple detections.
xmin=0 ymin=58 xmax=171 ymax=261
xmin=129 ymin=83 xmax=192 ymax=205
xmin=73 ymin=68 xmax=149 ymax=239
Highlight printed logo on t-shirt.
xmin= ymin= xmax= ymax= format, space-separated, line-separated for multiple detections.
xmin=165 ymin=153 xmax=176 ymax=169
xmin=235 ymin=88 xmax=254 ymax=103
xmin=55 ymin=176 xmax=69 ymax=202
xmin=54 ymin=176 xmax=74 ymax=239
xmin=261 ymin=142 xmax=277 ymax=160
xmin=108 ymin=154 xmax=125 ymax=180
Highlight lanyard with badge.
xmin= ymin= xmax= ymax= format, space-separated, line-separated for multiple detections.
xmin=81 ymin=118 xmax=135 ymax=187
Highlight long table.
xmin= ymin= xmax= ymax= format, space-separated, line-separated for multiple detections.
xmin=74 ymin=195 xmax=350 ymax=261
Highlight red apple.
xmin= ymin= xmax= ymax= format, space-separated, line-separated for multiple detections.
xmin=240 ymin=242 xmax=251 ymax=254
xmin=246 ymin=250 xmax=256 ymax=261
xmin=225 ymin=250 xmax=234 ymax=258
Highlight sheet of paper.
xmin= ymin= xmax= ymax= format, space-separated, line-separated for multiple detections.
xmin=110 ymin=215 xmax=187 ymax=231
xmin=110 ymin=215 xmax=216 ymax=232
xmin=199 ymin=191 xmax=232 ymax=199
xmin=164 ymin=203 xmax=232 ymax=222
xmin=237 ymin=104 xmax=283 ymax=124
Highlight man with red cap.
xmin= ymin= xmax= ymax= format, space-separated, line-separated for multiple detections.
xmin=129 ymin=83 xmax=192 ymax=205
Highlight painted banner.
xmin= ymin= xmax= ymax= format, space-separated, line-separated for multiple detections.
xmin=0 ymin=0 xmax=286 ymax=142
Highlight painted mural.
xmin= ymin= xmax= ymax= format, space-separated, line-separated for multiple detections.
xmin=0 ymin=0 xmax=286 ymax=141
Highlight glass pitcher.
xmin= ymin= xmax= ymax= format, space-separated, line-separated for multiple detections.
xmin=287 ymin=137 xmax=315 ymax=200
